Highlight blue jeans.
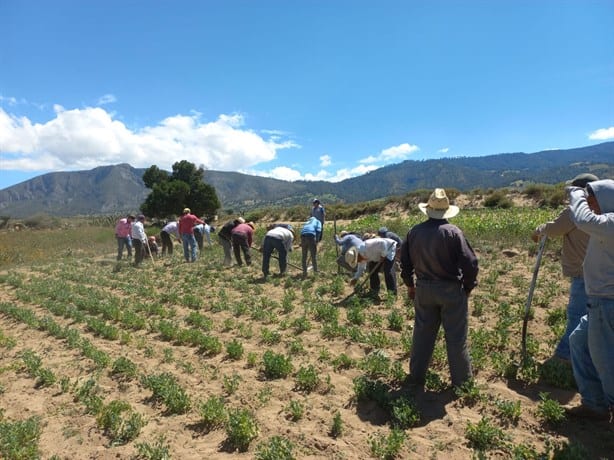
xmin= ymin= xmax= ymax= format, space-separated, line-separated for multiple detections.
xmin=554 ymin=277 xmax=588 ymax=360
xmin=182 ymin=234 xmax=198 ymax=262
xmin=410 ymin=280 xmax=472 ymax=387
xmin=569 ymin=296 xmax=614 ymax=412
xmin=116 ymin=236 xmax=132 ymax=260
xmin=262 ymin=236 xmax=287 ymax=276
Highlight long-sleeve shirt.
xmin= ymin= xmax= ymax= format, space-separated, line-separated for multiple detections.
xmin=265 ymin=226 xmax=294 ymax=252
xmin=115 ymin=218 xmax=132 ymax=238
xmin=194 ymin=223 xmax=212 ymax=245
xmin=311 ymin=205 xmax=325 ymax=225
xmin=218 ymin=221 xmax=236 ymax=241
xmin=161 ymin=221 xmax=179 ymax=238
xmin=231 ymin=223 xmax=254 ymax=246
xmin=335 ymin=234 xmax=365 ymax=255
xmin=534 ymin=207 xmax=588 ymax=278
xmin=131 ymin=221 xmax=146 ymax=243
xmin=400 ymin=218 xmax=478 ymax=293
xmin=569 ymin=180 xmax=614 ymax=297
xmin=178 ymin=213 xmax=204 ymax=236
xmin=300 ymin=217 xmax=322 ymax=240
xmin=353 ymin=237 xmax=397 ymax=280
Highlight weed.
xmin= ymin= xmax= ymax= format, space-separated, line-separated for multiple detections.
xmin=255 ymin=435 xmax=295 ymax=460
xmin=141 ymin=373 xmax=191 ymax=415
xmin=390 ymin=396 xmax=420 ymax=429
xmin=329 ymin=411 xmax=343 ymax=438
xmin=225 ymin=408 xmax=259 ymax=452
xmin=285 ymin=400 xmax=305 ymax=422
xmin=262 ymin=351 xmax=293 ymax=379
xmin=0 ymin=415 xmax=42 ymax=460
xmin=494 ymin=398 xmax=521 ymax=426
xmin=198 ymin=396 xmax=227 ymax=431
xmin=96 ymin=400 xmax=145 ymax=445
xmin=368 ymin=428 xmax=406 ymax=460
xmin=465 ymin=417 xmax=507 ymax=451
xmin=225 ymin=339 xmax=244 ymax=361
xmin=386 ymin=309 xmax=404 ymax=332
xmin=332 ymin=353 xmax=355 ymax=370
xmin=294 ymin=365 xmax=319 ymax=393
xmin=135 ymin=435 xmax=171 ymax=460
xmin=453 ymin=379 xmax=484 ymax=407
xmin=360 ymin=350 xmax=391 ymax=379
xmin=257 ymin=385 xmax=273 ymax=406
xmin=222 ymin=372 xmax=242 ymax=395
xmin=246 ymin=352 xmax=258 ymax=368
xmin=536 ymin=392 xmax=565 ymax=426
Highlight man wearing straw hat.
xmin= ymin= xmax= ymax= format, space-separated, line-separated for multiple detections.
xmin=400 ymin=188 xmax=479 ymax=390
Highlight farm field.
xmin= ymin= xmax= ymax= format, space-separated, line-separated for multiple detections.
xmin=0 ymin=207 xmax=613 ymax=459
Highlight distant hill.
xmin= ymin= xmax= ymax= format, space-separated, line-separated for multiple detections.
xmin=1 ymin=142 xmax=613 ymax=218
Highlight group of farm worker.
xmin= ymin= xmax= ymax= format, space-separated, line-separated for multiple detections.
xmin=114 ymin=177 xmax=614 ymax=423
xmin=532 ymin=173 xmax=614 ymax=422
xmin=115 ymin=208 xmax=215 ymax=266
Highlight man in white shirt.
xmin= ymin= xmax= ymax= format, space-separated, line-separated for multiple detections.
xmin=347 ymin=237 xmax=398 ymax=297
xmin=262 ymin=224 xmax=294 ymax=280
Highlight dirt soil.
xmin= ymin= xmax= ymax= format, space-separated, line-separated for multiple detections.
xmin=0 ymin=210 xmax=613 ymax=459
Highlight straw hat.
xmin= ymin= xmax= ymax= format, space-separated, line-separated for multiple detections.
xmin=345 ymin=247 xmax=359 ymax=269
xmin=418 ymin=188 xmax=459 ymax=219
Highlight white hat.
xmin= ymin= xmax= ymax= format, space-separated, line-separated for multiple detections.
xmin=345 ymin=247 xmax=359 ymax=269
xmin=418 ymin=188 xmax=459 ymax=219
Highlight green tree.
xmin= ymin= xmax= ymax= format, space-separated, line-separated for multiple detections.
xmin=141 ymin=161 xmax=221 ymax=218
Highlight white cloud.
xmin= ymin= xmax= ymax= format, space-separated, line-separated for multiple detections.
xmin=438 ymin=147 xmax=449 ymax=154
xmin=97 ymin=94 xmax=117 ymax=105
xmin=589 ymin=126 xmax=614 ymax=140
xmin=0 ymin=106 xmax=299 ymax=172
xmin=320 ymin=155 xmax=331 ymax=167
xmin=247 ymin=163 xmax=378 ymax=183
xmin=359 ymin=142 xmax=419 ymax=164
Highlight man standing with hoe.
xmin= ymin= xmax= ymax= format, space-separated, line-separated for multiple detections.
xmin=400 ymin=188 xmax=478 ymax=390
xmin=532 ymin=173 xmax=598 ymax=363
xmin=565 ymin=179 xmax=614 ymax=421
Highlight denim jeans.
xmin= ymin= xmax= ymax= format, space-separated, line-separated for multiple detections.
xmin=301 ymin=234 xmax=317 ymax=275
xmin=182 ymin=234 xmax=198 ymax=262
xmin=116 ymin=236 xmax=132 ymax=260
xmin=569 ymin=296 xmax=614 ymax=412
xmin=554 ymin=277 xmax=588 ymax=360
xmin=262 ymin=236 xmax=287 ymax=276
xmin=410 ymin=279 xmax=472 ymax=387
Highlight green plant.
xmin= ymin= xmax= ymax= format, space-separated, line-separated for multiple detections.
xmin=453 ymin=379 xmax=484 ymax=407
xmin=360 ymin=350 xmax=391 ymax=378
xmin=110 ymin=357 xmax=139 ymax=381
xmin=0 ymin=415 xmax=42 ymax=460
xmin=255 ymin=435 xmax=295 ymax=460
xmin=225 ymin=339 xmax=244 ymax=361
xmin=96 ymin=400 xmax=145 ymax=445
xmin=222 ymin=372 xmax=242 ymax=395
xmin=285 ymin=400 xmax=305 ymax=421
xmin=390 ymin=396 xmax=420 ymax=429
xmin=135 ymin=435 xmax=171 ymax=460
xmin=141 ymin=373 xmax=191 ymax=415
xmin=329 ymin=411 xmax=343 ymax=438
xmin=494 ymin=398 xmax=521 ymax=426
xmin=536 ymin=392 xmax=565 ymax=426
xmin=368 ymin=428 xmax=406 ymax=459
xmin=225 ymin=408 xmax=259 ymax=452
xmin=198 ymin=396 xmax=227 ymax=431
xmin=465 ymin=417 xmax=506 ymax=451
xmin=386 ymin=309 xmax=404 ymax=331
xmin=262 ymin=351 xmax=293 ymax=379
xmin=294 ymin=365 xmax=319 ymax=393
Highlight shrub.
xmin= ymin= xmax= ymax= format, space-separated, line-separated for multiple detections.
xmin=368 ymin=428 xmax=406 ymax=460
xmin=294 ymin=365 xmax=319 ymax=393
xmin=0 ymin=415 xmax=42 ymax=460
xmin=465 ymin=417 xmax=506 ymax=451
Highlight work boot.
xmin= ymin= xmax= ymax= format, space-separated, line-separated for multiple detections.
xmin=564 ymin=404 xmax=610 ymax=421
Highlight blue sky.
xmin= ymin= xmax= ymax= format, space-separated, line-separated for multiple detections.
xmin=1 ymin=1 xmax=613 ymax=190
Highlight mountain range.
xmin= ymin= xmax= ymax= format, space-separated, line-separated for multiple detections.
xmin=1 ymin=141 xmax=613 ymax=219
